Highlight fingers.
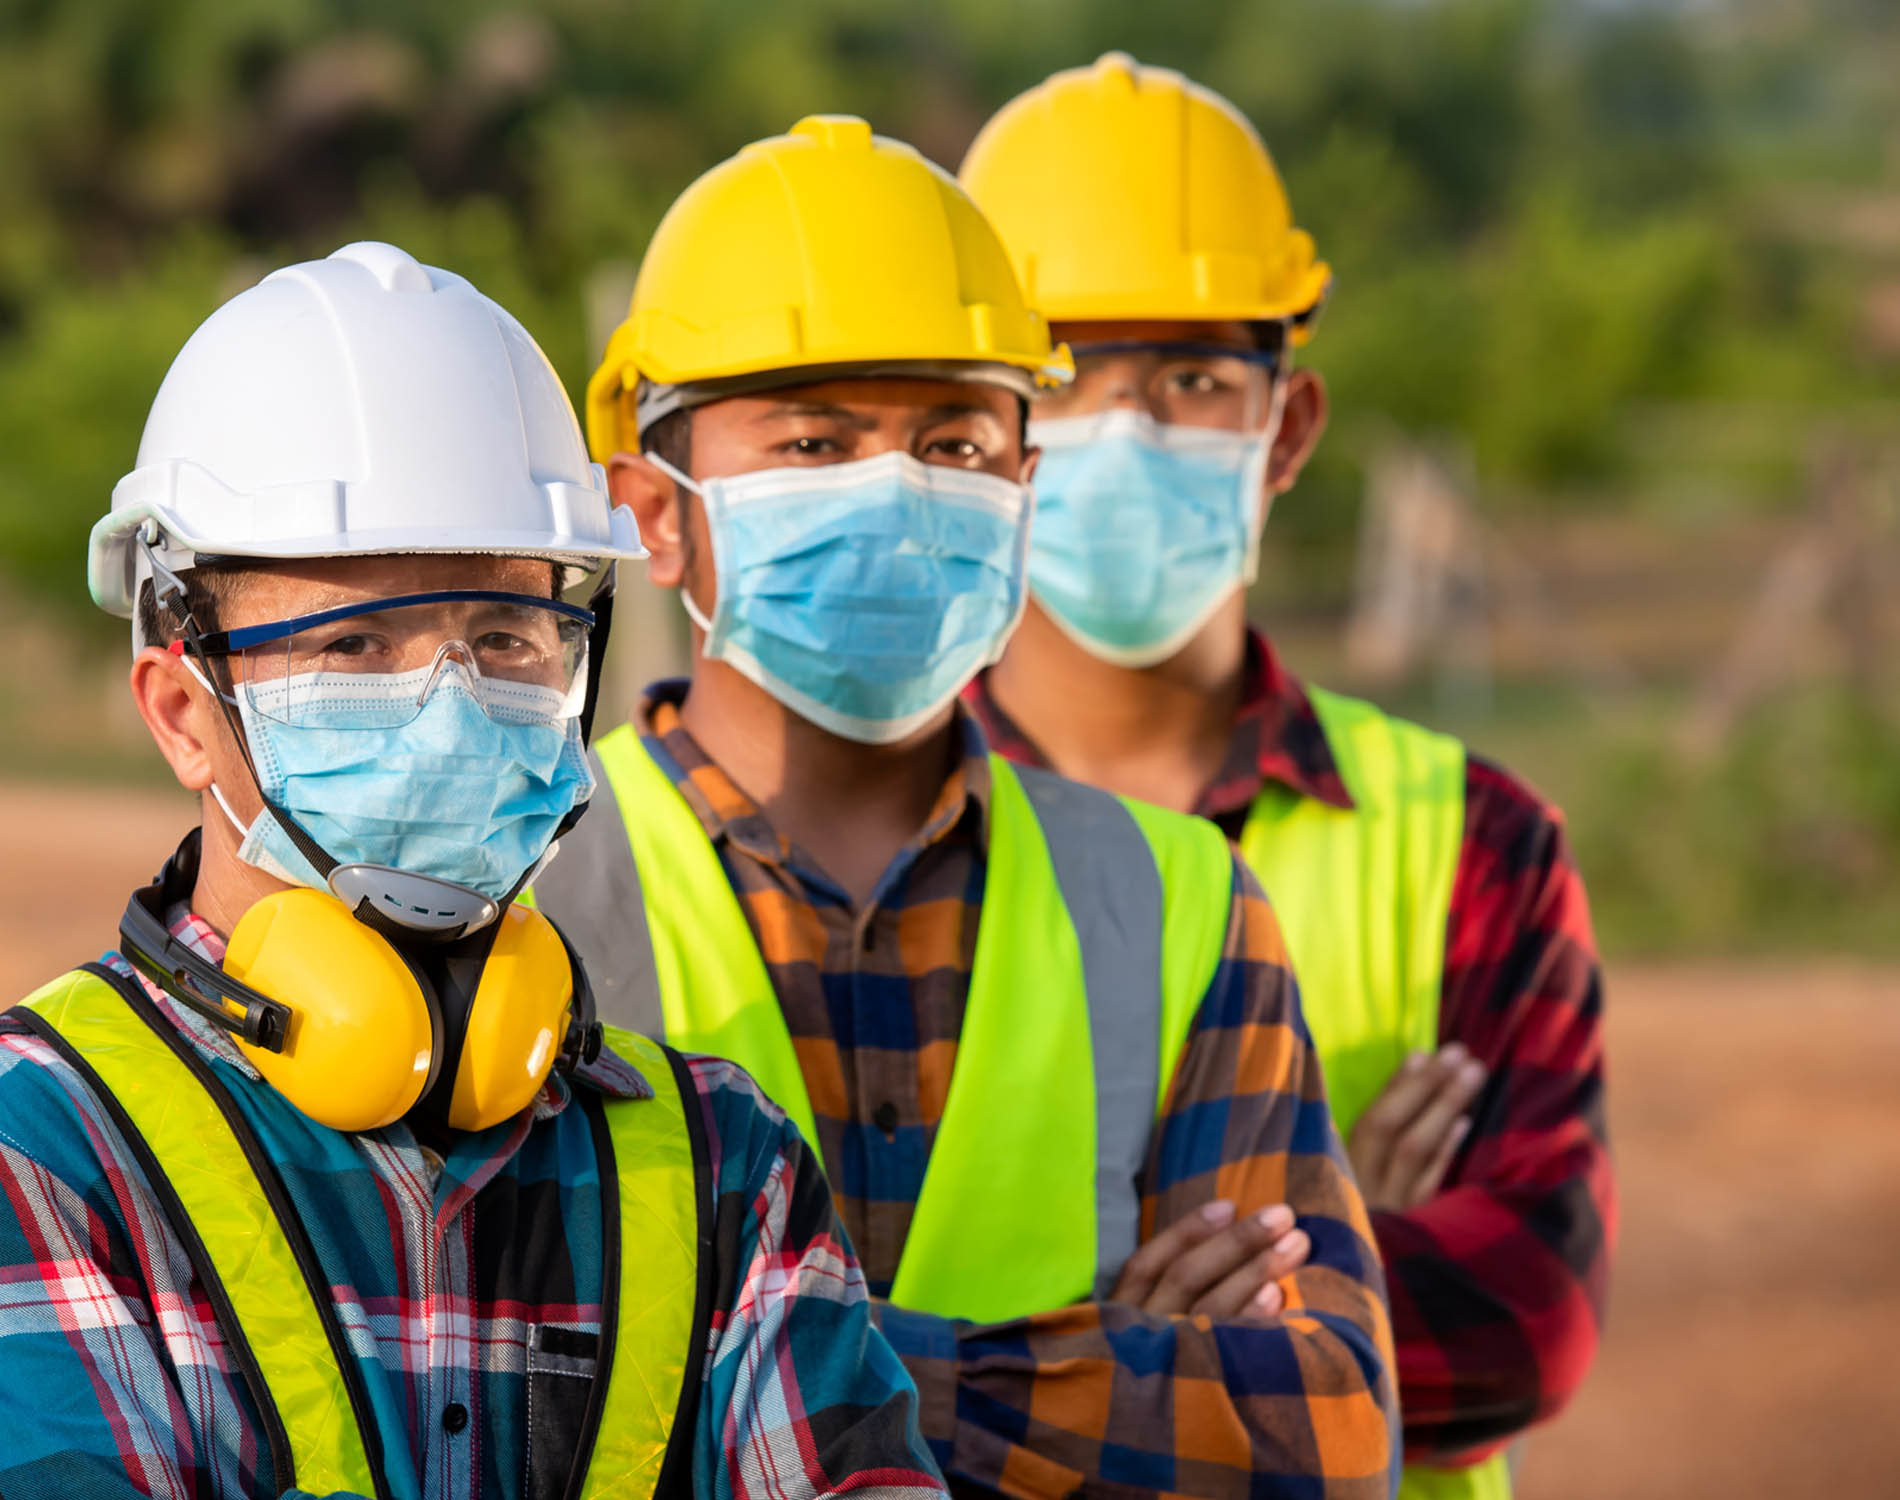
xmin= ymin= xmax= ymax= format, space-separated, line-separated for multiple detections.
xmin=1348 ymin=1044 xmax=1487 ymax=1212
xmin=1110 ymin=1198 xmax=1240 ymax=1308
xmin=1192 ymin=1225 xmax=1313 ymax=1322
xmin=1141 ymin=1204 xmax=1296 ymax=1317
xmin=1384 ymin=1053 xmax=1485 ymax=1207
xmin=1407 ymin=1114 xmax=1473 ymax=1209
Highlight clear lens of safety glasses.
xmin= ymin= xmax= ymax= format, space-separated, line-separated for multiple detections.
xmin=196 ymin=590 xmax=593 ymax=729
xmin=1034 ymin=340 xmax=1279 ymax=429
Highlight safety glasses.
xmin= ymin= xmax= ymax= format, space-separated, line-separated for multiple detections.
xmin=173 ymin=589 xmax=594 ymax=728
xmin=1034 ymin=340 xmax=1282 ymax=429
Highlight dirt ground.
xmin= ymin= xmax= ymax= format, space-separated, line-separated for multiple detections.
xmin=2 ymin=780 xmax=1896 ymax=1497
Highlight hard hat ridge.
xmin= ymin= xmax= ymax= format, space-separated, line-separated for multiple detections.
xmin=959 ymin=53 xmax=1331 ymax=338
xmin=585 ymin=115 xmax=1072 ymax=461
xmin=91 ymin=241 xmax=646 ymax=623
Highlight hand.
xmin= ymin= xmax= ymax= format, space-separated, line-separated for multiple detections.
xmin=1346 ymin=1043 xmax=1487 ymax=1212
xmin=1110 ymin=1200 xmax=1313 ymax=1321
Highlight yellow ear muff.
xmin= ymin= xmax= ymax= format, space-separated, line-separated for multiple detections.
xmin=446 ymin=903 xmax=575 ymax=1132
xmin=223 ymin=889 xmax=439 ymax=1133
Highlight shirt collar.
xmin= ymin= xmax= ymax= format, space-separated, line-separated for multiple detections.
xmin=108 ymin=902 xmax=650 ymax=1115
xmin=635 ymin=677 xmax=994 ymax=867
xmin=963 ymin=627 xmax=1355 ymax=819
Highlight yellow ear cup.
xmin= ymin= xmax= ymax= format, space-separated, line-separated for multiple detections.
xmin=446 ymin=904 xmax=575 ymax=1132
xmin=223 ymin=889 xmax=439 ymax=1132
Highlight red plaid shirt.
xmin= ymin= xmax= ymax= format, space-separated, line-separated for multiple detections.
xmin=967 ymin=631 xmax=1615 ymax=1465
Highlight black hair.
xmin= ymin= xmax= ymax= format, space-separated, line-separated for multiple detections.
xmin=641 ymin=408 xmax=692 ymax=474
xmin=134 ymin=563 xmax=249 ymax=648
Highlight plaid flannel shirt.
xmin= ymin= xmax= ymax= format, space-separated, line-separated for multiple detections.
xmin=633 ymin=683 xmax=1399 ymax=1500
xmin=0 ymin=907 xmax=943 ymax=1500
xmin=967 ymin=630 xmax=1615 ymax=1464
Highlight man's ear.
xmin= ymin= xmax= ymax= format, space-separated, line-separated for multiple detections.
xmin=1263 ymin=368 xmax=1329 ymax=498
xmin=129 ymin=647 xmax=218 ymax=793
xmin=607 ymin=451 xmax=688 ymax=589
xmin=1019 ymin=445 xmax=1041 ymax=488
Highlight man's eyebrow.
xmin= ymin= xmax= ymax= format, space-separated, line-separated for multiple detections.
xmin=754 ymin=401 xmax=880 ymax=430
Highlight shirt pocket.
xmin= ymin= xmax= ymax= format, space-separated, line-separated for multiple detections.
xmin=525 ymin=1323 xmax=601 ymax=1500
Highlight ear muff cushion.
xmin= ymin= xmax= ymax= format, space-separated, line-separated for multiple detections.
xmin=447 ymin=904 xmax=575 ymax=1132
xmin=225 ymin=889 xmax=440 ymax=1133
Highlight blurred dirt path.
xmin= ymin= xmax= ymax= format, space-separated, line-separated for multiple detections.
xmin=1519 ymin=959 xmax=1900 ymax=1500
xmin=1 ymin=781 xmax=1896 ymax=1496
xmin=1 ymin=779 xmax=196 ymax=994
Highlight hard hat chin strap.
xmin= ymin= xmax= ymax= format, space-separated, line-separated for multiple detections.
xmin=577 ymin=561 xmax=616 ymax=748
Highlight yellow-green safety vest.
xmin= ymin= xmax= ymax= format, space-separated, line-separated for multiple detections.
xmin=16 ymin=965 xmax=708 ymax=1500
xmin=533 ymin=724 xmax=1235 ymax=1326
xmin=1239 ymin=685 xmax=1507 ymax=1500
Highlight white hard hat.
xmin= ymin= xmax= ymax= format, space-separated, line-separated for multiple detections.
xmin=90 ymin=240 xmax=647 ymax=620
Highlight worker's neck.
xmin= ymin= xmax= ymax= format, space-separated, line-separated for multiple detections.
xmin=678 ymin=658 xmax=961 ymax=909
xmin=985 ymin=598 xmax=1249 ymax=815
xmin=190 ymin=805 xmax=293 ymax=941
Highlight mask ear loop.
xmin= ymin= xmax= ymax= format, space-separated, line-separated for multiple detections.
xmin=641 ymin=455 xmax=723 ymax=638
xmin=141 ymin=536 xmax=344 ymax=889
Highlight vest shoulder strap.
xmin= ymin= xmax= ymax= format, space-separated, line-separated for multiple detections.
xmin=1237 ymin=686 xmax=1466 ymax=1135
xmin=576 ymin=1028 xmax=710 ymax=1500
xmin=544 ymin=725 xmax=816 ymax=1158
xmin=888 ymin=759 xmax=1237 ymax=1321
xmin=16 ymin=966 xmax=384 ymax=1500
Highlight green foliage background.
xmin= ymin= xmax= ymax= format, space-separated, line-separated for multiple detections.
xmin=1 ymin=0 xmax=1896 ymax=953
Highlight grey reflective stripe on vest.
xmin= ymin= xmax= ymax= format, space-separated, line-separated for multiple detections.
xmin=545 ymin=753 xmax=1167 ymax=1296
xmin=1010 ymin=766 xmax=1164 ymax=1297
xmin=535 ymin=749 xmax=667 ymax=1034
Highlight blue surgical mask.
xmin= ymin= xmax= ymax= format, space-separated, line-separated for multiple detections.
xmin=654 ymin=450 xmax=1031 ymax=744
xmin=215 ymin=663 xmax=594 ymax=902
xmin=1026 ymin=410 xmax=1273 ymax=667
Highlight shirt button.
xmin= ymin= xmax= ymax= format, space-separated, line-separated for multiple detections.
xmin=442 ymin=1402 xmax=469 ymax=1435
xmin=873 ymin=1101 xmax=900 ymax=1138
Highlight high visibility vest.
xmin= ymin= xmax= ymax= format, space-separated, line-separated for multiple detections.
xmin=533 ymin=724 xmax=1236 ymax=1326
xmin=16 ymin=965 xmax=708 ymax=1500
xmin=1240 ymin=686 xmax=1508 ymax=1500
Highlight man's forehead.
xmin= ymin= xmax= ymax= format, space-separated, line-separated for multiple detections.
xmin=718 ymin=377 xmax=1015 ymax=425
xmin=222 ymin=553 xmax=554 ymax=618
xmin=1053 ymin=318 xmax=1257 ymax=348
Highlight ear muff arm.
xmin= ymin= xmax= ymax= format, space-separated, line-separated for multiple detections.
xmin=118 ymin=871 xmax=294 ymax=1054
xmin=120 ymin=940 xmax=292 ymax=1051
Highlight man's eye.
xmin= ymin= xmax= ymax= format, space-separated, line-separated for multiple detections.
xmin=785 ymin=436 xmax=839 ymax=457
xmin=475 ymin=631 xmax=535 ymax=657
xmin=926 ymin=438 xmax=983 ymax=461
xmin=1166 ymin=369 xmax=1223 ymax=395
xmin=317 ymin=633 xmax=373 ymax=657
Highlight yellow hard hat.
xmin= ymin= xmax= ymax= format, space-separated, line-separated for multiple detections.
xmin=587 ymin=114 xmax=1071 ymax=460
xmin=959 ymin=53 xmax=1331 ymax=343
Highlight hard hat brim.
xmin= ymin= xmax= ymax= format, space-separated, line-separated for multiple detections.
xmin=90 ymin=469 xmax=648 ymax=619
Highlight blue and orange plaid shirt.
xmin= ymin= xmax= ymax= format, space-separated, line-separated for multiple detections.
xmin=634 ymin=682 xmax=1399 ymax=1500
xmin=0 ymin=908 xmax=944 ymax=1500
xmin=968 ymin=631 xmax=1616 ymax=1466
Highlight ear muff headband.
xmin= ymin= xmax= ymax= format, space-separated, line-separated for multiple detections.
xmin=120 ymin=855 xmax=292 ymax=1053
